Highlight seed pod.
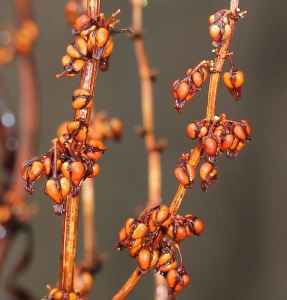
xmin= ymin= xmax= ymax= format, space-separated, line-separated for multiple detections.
xmin=74 ymin=126 xmax=87 ymax=142
xmin=175 ymin=226 xmax=187 ymax=242
xmin=71 ymin=161 xmax=86 ymax=186
xmin=167 ymin=224 xmax=175 ymax=239
xmin=241 ymin=119 xmax=251 ymax=135
xmin=132 ymin=223 xmax=147 ymax=239
xmin=103 ymin=39 xmax=114 ymax=58
xmin=220 ymin=133 xmax=235 ymax=151
xmin=172 ymin=80 xmax=180 ymax=99
xmin=148 ymin=211 xmax=158 ymax=233
xmin=167 ymin=268 xmax=178 ymax=288
xmin=45 ymin=179 xmax=62 ymax=204
xmin=161 ymin=215 xmax=173 ymax=227
xmin=203 ymin=137 xmax=217 ymax=157
xmin=96 ymin=28 xmax=109 ymax=47
xmin=129 ymin=242 xmax=142 ymax=258
xmin=229 ymin=136 xmax=239 ymax=150
xmin=174 ymin=273 xmax=190 ymax=292
xmin=155 ymin=205 xmax=170 ymax=224
xmin=197 ymin=126 xmax=208 ymax=138
xmin=150 ymin=250 xmax=159 ymax=268
xmin=72 ymin=88 xmax=93 ymax=109
xmin=61 ymin=161 xmax=70 ymax=178
xmin=88 ymin=139 xmax=105 ymax=149
xmin=138 ymin=249 xmax=151 ymax=272
xmin=233 ymin=125 xmax=246 ymax=141
xmin=28 ymin=161 xmax=43 ymax=181
xmin=69 ymin=292 xmax=78 ymax=300
xmin=125 ymin=218 xmax=135 ymax=235
xmin=175 ymin=82 xmax=191 ymax=101
xmin=52 ymin=290 xmax=63 ymax=300
xmin=67 ymin=38 xmax=88 ymax=58
xmin=159 ymin=252 xmax=173 ymax=266
xmin=186 ymin=122 xmax=197 ymax=139
xmin=87 ymin=163 xmax=100 ymax=178
xmin=159 ymin=260 xmax=177 ymax=273
xmin=209 ymin=24 xmax=221 ymax=42
xmin=60 ymin=177 xmax=70 ymax=198
xmin=199 ymin=162 xmax=213 ymax=181
xmin=174 ymin=167 xmax=189 ymax=185
xmin=67 ymin=121 xmax=80 ymax=134
xmin=236 ymin=141 xmax=246 ymax=152
xmin=43 ymin=157 xmax=52 ymax=175
xmin=118 ymin=227 xmax=127 ymax=243
xmin=73 ymin=58 xmax=85 ymax=72
xmin=61 ymin=54 xmax=72 ymax=67
xmin=74 ymin=14 xmax=91 ymax=31
xmin=194 ymin=219 xmax=204 ymax=235
xmin=192 ymin=71 xmax=204 ymax=88
xmin=222 ymin=24 xmax=232 ymax=40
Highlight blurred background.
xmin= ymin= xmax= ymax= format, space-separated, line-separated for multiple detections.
xmin=0 ymin=0 xmax=287 ymax=299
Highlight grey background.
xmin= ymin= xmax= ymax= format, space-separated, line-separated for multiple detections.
xmin=1 ymin=0 xmax=287 ymax=299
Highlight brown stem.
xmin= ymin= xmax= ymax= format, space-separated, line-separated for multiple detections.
xmin=58 ymin=1 xmax=101 ymax=294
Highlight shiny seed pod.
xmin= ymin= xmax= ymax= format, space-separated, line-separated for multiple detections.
xmin=150 ymin=250 xmax=159 ymax=268
xmin=95 ymin=28 xmax=109 ymax=48
xmin=159 ymin=260 xmax=177 ymax=273
xmin=148 ymin=210 xmax=158 ymax=232
xmin=52 ymin=290 xmax=63 ymax=300
xmin=203 ymin=137 xmax=217 ymax=156
xmin=233 ymin=125 xmax=246 ymax=141
xmin=28 ymin=161 xmax=43 ymax=181
xmin=132 ymin=223 xmax=147 ymax=239
xmin=174 ymin=274 xmax=190 ymax=292
xmin=74 ymin=126 xmax=87 ymax=142
xmin=199 ymin=162 xmax=213 ymax=181
xmin=167 ymin=224 xmax=175 ymax=239
xmin=103 ymin=39 xmax=114 ymax=58
xmin=234 ymin=71 xmax=244 ymax=88
xmin=88 ymin=139 xmax=104 ymax=149
xmin=159 ymin=252 xmax=173 ymax=266
xmin=74 ymin=14 xmax=91 ymax=31
xmin=129 ymin=242 xmax=142 ymax=258
xmin=229 ymin=136 xmax=239 ymax=150
xmin=43 ymin=157 xmax=52 ymax=175
xmin=138 ymin=249 xmax=151 ymax=271
xmin=241 ymin=120 xmax=251 ymax=135
xmin=69 ymin=292 xmax=78 ymax=300
xmin=176 ymin=82 xmax=191 ymax=101
xmin=202 ymin=68 xmax=209 ymax=82
xmin=236 ymin=141 xmax=246 ymax=152
xmin=72 ymin=97 xmax=93 ymax=109
xmin=172 ymin=80 xmax=179 ymax=99
xmin=60 ymin=177 xmax=70 ymax=198
xmin=61 ymin=161 xmax=70 ymax=178
xmin=87 ymin=163 xmax=100 ymax=178
xmin=209 ymin=24 xmax=221 ymax=42
xmin=185 ymin=90 xmax=196 ymax=102
xmin=161 ymin=215 xmax=173 ymax=227
xmin=71 ymin=161 xmax=85 ymax=186
xmin=155 ymin=205 xmax=170 ymax=224
xmin=72 ymin=58 xmax=85 ymax=72
xmin=175 ymin=226 xmax=187 ymax=242
xmin=222 ymin=24 xmax=232 ymax=40
xmin=186 ymin=122 xmax=197 ymax=139
xmin=56 ymin=159 xmax=63 ymax=172
xmin=192 ymin=71 xmax=204 ymax=88
xmin=62 ymin=54 xmax=72 ymax=67
xmin=131 ymin=237 xmax=142 ymax=249
xmin=174 ymin=167 xmax=189 ymax=185
xmin=194 ymin=219 xmax=204 ymax=235
xmin=87 ymin=150 xmax=103 ymax=160
xmin=118 ymin=227 xmax=127 ymax=243
xmin=125 ymin=218 xmax=135 ymax=235
xmin=45 ymin=179 xmax=62 ymax=204
xmin=166 ymin=268 xmax=178 ymax=288
xmin=67 ymin=121 xmax=80 ymax=134
xmin=197 ymin=126 xmax=208 ymax=138
xmin=220 ymin=133 xmax=235 ymax=151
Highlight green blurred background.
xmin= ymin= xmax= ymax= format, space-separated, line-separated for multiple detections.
xmin=1 ymin=0 xmax=287 ymax=299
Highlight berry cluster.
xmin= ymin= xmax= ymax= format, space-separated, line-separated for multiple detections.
xmin=174 ymin=114 xmax=251 ymax=191
xmin=115 ymin=205 xmax=204 ymax=297
xmin=22 ymin=87 xmax=107 ymax=215
xmin=56 ymin=10 xmax=132 ymax=78
xmin=172 ymin=66 xmax=209 ymax=113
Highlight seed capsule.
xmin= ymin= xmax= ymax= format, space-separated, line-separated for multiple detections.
xmin=118 ymin=227 xmax=127 ymax=243
xmin=45 ymin=179 xmax=62 ymax=204
xmin=222 ymin=24 xmax=232 ymax=40
xmin=194 ymin=219 xmax=204 ymax=235
xmin=87 ymin=163 xmax=100 ymax=178
xmin=174 ymin=273 xmax=190 ymax=292
xmin=148 ymin=210 xmax=158 ymax=232
xmin=71 ymin=161 xmax=85 ymax=186
xmin=28 ymin=161 xmax=43 ymax=181
xmin=199 ymin=162 xmax=213 ymax=181
xmin=67 ymin=37 xmax=88 ymax=58
xmin=186 ymin=122 xmax=197 ymax=139
xmin=155 ymin=205 xmax=170 ymax=224
xmin=159 ymin=252 xmax=172 ymax=266
xmin=197 ymin=126 xmax=208 ymax=138
xmin=233 ymin=125 xmax=246 ymax=141
xmin=69 ymin=292 xmax=78 ymax=300
xmin=150 ymin=250 xmax=159 ymax=268
xmin=103 ymin=39 xmax=114 ymax=58
xmin=192 ymin=71 xmax=204 ymax=88
xmin=74 ymin=14 xmax=91 ymax=31
xmin=60 ymin=177 xmax=70 ymax=198
xmin=241 ymin=120 xmax=251 ymax=135
xmin=129 ymin=242 xmax=142 ymax=258
xmin=132 ymin=223 xmax=147 ymax=239
xmin=209 ymin=24 xmax=221 ymax=42
xmin=138 ymin=249 xmax=151 ymax=272
xmin=229 ymin=136 xmax=239 ymax=150
xmin=52 ymin=290 xmax=63 ymax=300
xmin=125 ymin=218 xmax=135 ymax=235
xmin=74 ymin=126 xmax=87 ymax=142
xmin=175 ymin=226 xmax=187 ymax=242
xmin=175 ymin=82 xmax=191 ymax=101
xmin=96 ymin=28 xmax=109 ymax=48
xmin=166 ymin=269 xmax=178 ymax=288
xmin=203 ymin=137 xmax=217 ymax=156
xmin=174 ymin=167 xmax=189 ymax=185
xmin=159 ymin=260 xmax=177 ymax=273
xmin=220 ymin=133 xmax=235 ymax=151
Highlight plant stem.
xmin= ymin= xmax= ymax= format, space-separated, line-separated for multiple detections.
xmin=58 ymin=1 xmax=101 ymax=294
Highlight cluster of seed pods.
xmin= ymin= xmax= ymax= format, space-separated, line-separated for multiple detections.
xmin=56 ymin=10 xmax=132 ymax=78
xmin=0 ymin=19 xmax=39 ymax=65
xmin=115 ymin=205 xmax=204 ymax=297
xmin=44 ymin=288 xmax=81 ymax=300
xmin=174 ymin=114 xmax=251 ymax=191
xmin=22 ymin=87 xmax=106 ymax=215
xmin=172 ymin=66 xmax=209 ymax=113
